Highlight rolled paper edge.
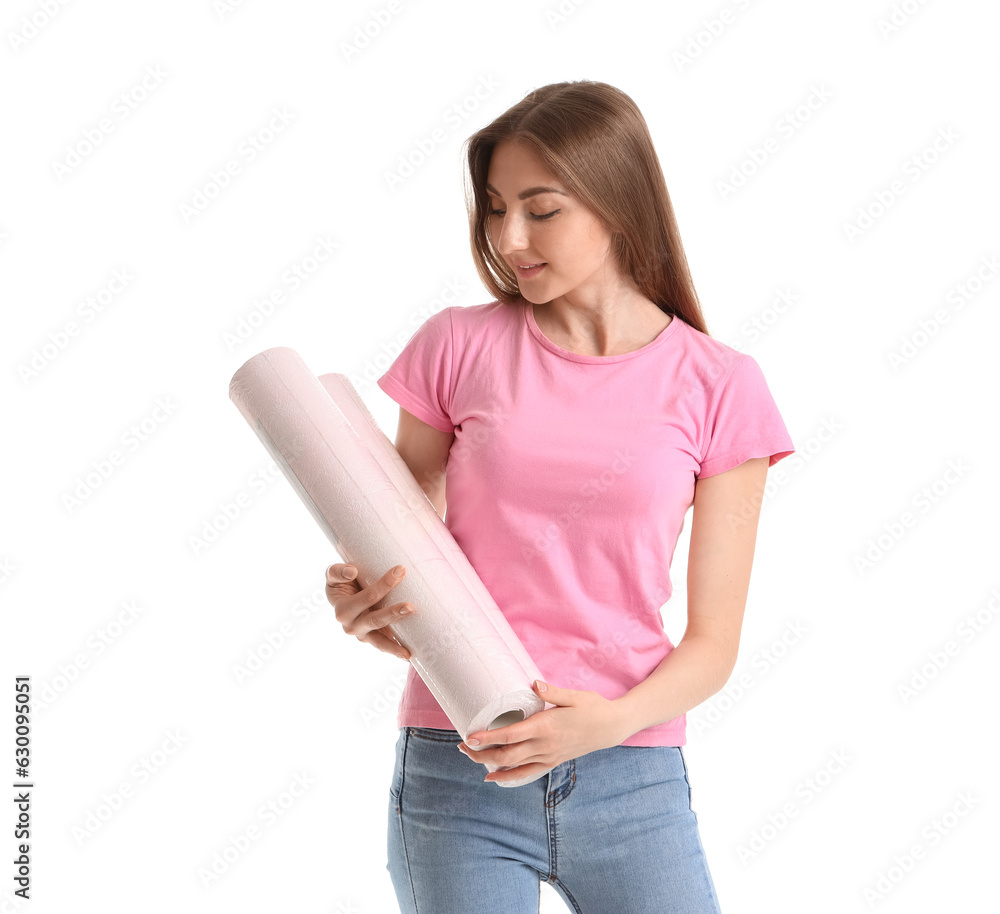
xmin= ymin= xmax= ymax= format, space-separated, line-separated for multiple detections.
xmin=230 ymin=349 xmax=548 ymax=782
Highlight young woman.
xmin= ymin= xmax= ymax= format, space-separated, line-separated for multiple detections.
xmin=326 ymin=80 xmax=794 ymax=913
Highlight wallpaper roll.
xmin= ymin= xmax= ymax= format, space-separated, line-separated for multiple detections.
xmin=229 ymin=347 xmax=547 ymax=787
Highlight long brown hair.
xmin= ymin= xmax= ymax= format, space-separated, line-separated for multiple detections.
xmin=462 ymin=80 xmax=709 ymax=335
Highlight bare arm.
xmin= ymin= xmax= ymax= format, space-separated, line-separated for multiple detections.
xmin=394 ymin=407 xmax=454 ymax=519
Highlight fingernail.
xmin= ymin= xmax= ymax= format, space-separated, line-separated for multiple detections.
xmin=398 ymin=606 xmax=411 ymax=615
xmin=466 ymin=737 xmax=480 ymax=747
xmin=393 ymin=566 xmax=405 ymax=577
xmin=342 ymin=566 xmax=355 ymax=580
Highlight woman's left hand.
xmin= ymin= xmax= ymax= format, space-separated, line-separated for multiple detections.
xmin=458 ymin=681 xmax=629 ymax=784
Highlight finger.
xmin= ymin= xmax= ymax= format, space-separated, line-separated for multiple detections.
xmin=356 ymin=564 xmax=407 ymax=608
xmin=457 ymin=742 xmax=502 ymax=768
xmin=484 ymin=762 xmax=552 ymax=784
xmin=342 ymin=566 xmax=409 ymax=631
xmin=327 ymin=562 xmax=357 ymax=582
xmin=465 ymin=718 xmax=533 ymax=748
xmin=364 ymin=628 xmax=412 ymax=661
xmin=458 ymin=739 xmax=551 ymax=776
xmin=532 ymin=679 xmax=576 ymax=707
xmin=458 ymin=740 xmax=545 ymax=771
xmin=456 ymin=743 xmax=499 ymax=769
xmin=353 ymin=598 xmax=414 ymax=637
xmin=325 ymin=564 xmax=361 ymax=602
xmin=330 ymin=566 xmax=410 ymax=632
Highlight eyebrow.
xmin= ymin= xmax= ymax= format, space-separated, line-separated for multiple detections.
xmin=485 ymin=183 xmax=567 ymax=201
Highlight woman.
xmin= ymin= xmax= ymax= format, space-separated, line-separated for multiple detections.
xmin=326 ymin=80 xmax=794 ymax=913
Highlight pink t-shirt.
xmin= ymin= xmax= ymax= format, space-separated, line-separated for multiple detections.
xmin=377 ymin=301 xmax=794 ymax=746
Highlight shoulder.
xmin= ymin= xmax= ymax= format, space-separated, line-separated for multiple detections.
xmin=670 ymin=316 xmax=749 ymax=391
xmin=447 ymin=299 xmax=519 ymax=332
xmin=414 ymin=300 xmax=514 ymax=331
xmin=442 ymin=299 xmax=522 ymax=350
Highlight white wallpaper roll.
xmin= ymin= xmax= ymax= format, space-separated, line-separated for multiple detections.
xmin=229 ymin=347 xmax=547 ymax=787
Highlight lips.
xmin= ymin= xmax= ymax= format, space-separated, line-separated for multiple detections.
xmin=514 ymin=262 xmax=547 ymax=278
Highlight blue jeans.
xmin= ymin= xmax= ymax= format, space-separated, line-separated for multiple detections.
xmin=386 ymin=727 xmax=722 ymax=913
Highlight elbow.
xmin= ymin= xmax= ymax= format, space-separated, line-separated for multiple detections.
xmin=685 ymin=631 xmax=740 ymax=694
xmin=714 ymin=652 xmax=739 ymax=694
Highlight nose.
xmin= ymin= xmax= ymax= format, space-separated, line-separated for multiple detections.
xmin=493 ymin=212 xmax=528 ymax=256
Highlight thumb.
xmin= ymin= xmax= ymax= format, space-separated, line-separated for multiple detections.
xmin=534 ymin=679 xmax=574 ymax=705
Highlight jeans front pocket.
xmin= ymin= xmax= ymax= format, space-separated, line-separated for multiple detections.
xmin=389 ymin=728 xmax=408 ymax=802
xmin=677 ymin=745 xmax=696 ymax=818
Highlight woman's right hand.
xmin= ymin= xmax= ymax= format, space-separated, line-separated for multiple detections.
xmin=325 ymin=562 xmax=414 ymax=661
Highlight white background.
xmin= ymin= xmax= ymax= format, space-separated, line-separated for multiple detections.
xmin=2 ymin=1 xmax=998 ymax=912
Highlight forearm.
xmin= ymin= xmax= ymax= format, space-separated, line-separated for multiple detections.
xmin=612 ymin=633 xmax=736 ymax=742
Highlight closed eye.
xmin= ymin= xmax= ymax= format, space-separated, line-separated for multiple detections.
xmin=488 ymin=208 xmax=560 ymax=220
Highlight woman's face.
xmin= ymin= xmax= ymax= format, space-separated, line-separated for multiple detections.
xmin=485 ymin=140 xmax=620 ymax=306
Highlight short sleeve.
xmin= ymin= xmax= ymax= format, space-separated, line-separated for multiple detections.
xmin=697 ymin=354 xmax=794 ymax=479
xmin=376 ymin=308 xmax=455 ymax=433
